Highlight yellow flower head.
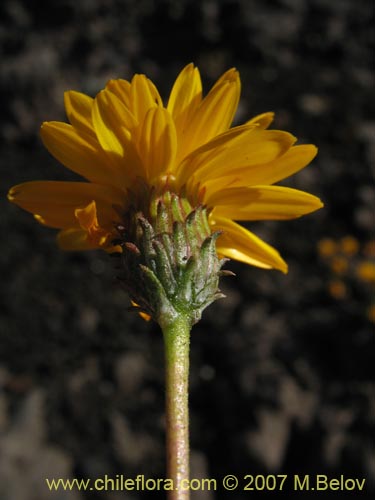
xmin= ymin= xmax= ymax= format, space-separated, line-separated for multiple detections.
xmin=356 ymin=261 xmax=375 ymax=284
xmin=328 ymin=279 xmax=348 ymax=300
xmin=8 ymin=63 xmax=323 ymax=273
xmin=330 ymin=255 xmax=349 ymax=275
xmin=317 ymin=238 xmax=337 ymax=258
xmin=340 ymin=236 xmax=359 ymax=256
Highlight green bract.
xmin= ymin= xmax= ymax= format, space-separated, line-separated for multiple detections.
xmin=116 ymin=191 xmax=228 ymax=326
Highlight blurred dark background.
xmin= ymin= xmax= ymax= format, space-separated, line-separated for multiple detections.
xmin=0 ymin=0 xmax=374 ymax=499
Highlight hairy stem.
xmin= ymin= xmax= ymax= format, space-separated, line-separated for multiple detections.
xmin=162 ymin=315 xmax=191 ymax=500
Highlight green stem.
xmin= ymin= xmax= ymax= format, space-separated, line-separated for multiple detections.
xmin=162 ymin=314 xmax=191 ymax=500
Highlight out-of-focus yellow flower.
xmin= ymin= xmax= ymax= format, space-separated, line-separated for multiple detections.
xmin=328 ymin=280 xmax=347 ymax=300
xmin=356 ymin=261 xmax=375 ymax=284
xmin=317 ymin=238 xmax=337 ymax=258
xmin=330 ymin=255 xmax=349 ymax=275
xmin=340 ymin=236 xmax=359 ymax=256
xmin=8 ymin=64 xmax=323 ymax=272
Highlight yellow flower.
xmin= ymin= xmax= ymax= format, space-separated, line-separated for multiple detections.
xmin=340 ymin=236 xmax=359 ymax=256
xmin=317 ymin=238 xmax=337 ymax=258
xmin=356 ymin=261 xmax=375 ymax=284
xmin=328 ymin=279 xmax=347 ymax=300
xmin=8 ymin=63 xmax=323 ymax=273
xmin=330 ymin=255 xmax=349 ymax=275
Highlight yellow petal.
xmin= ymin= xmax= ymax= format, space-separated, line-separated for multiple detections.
xmin=106 ymin=78 xmax=132 ymax=109
xmin=176 ymin=69 xmax=241 ymax=161
xmin=57 ymin=227 xmax=120 ymax=252
xmin=33 ymin=210 xmax=80 ymax=229
xmin=211 ymin=216 xmax=288 ymax=272
xmin=64 ymin=91 xmax=95 ymax=137
xmin=201 ymin=68 xmax=240 ymax=131
xmin=8 ymin=181 xmax=124 ymax=228
xmin=8 ymin=180 xmax=124 ymax=207
xmin=259 ymin=144 xmax=318 ymax=185
xmin=92 ymin=90 xmax=144 ymax=184
xmin=92 ymin=89 xmax=136 ymax=156
xmin=37 ymin=204 xmax=117 ymax=231
xmin=246 ymin=111 xmax=275 ymax=129
xmin=175 ymin=124 xmax=252 ymax=186
xmin=40 ymin=121 xmax=115 ymax=185
xmin=74 ymin=200 xmax=112 ymax=247
xmin=129 ymin=74 xmax=163 ymax=123
xmin=57 ymin=228 xmax=99 ymax=250
xmin=208 ymin=185 xmax=324 ymax=220
xmin=203 ymin=144 xmax=318 ymax=193
xmin=137 ymin=107 xmax=177 ymax=181
xmin=75 ymin=200 xmax=98 ymax=230
xmin=167 ymin=63 xmax=202 ymax=140
xmin=182 ymin=127 xmax=296 ymax=186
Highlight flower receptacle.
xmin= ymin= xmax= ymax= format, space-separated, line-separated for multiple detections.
xmin=116 ymin=191 xmax=227 ymax=327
